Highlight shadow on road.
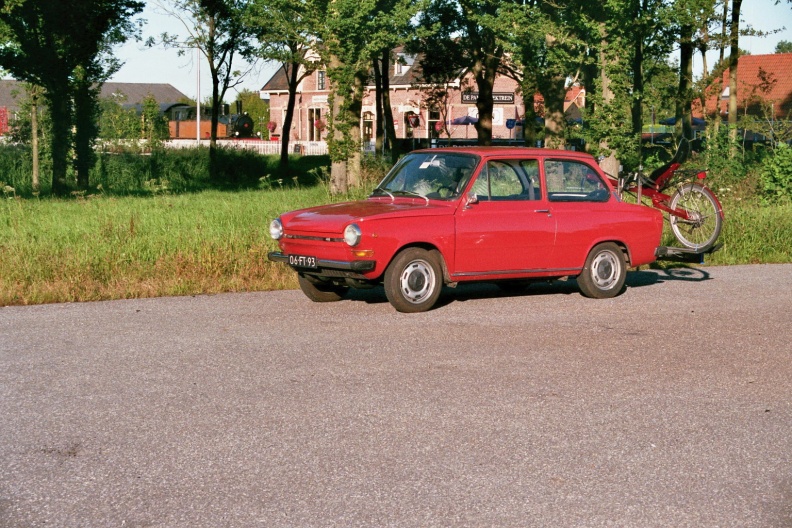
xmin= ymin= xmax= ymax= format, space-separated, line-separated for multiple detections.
xmin=626 ymin=266 xmax=712 ymax=288
xmin=342 ymin=266 xmax=712 ymax=309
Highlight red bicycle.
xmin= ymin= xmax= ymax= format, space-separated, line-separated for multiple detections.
xmin=610 ymin=139 xmax=724 ymax=255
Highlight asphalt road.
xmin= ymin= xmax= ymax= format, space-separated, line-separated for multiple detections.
xmin=1 ymin=264 xmax=791 ymax=527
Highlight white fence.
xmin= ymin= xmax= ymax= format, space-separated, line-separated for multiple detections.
xmin=164 ymin=139 xmax=329 ymax=156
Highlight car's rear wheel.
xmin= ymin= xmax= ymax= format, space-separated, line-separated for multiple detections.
xmin=384 ymin=248 xmax=443 ymax=313
xmin=297 ymin=274 xmax=349 ymax=302
xmin=577 ymin=242 xmax=626 ymax=299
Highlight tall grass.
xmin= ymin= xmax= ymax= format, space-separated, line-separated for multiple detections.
xmin=0 ymin=187 xmax=336 ymax=305
xmin=1 ymin=188 xmax=790 ymax=306
xmin=706 ymin=200 xmax=792 ymax=265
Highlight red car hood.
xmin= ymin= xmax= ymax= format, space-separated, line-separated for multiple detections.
xmin=282 ymin=198 xmax=454 ymax=235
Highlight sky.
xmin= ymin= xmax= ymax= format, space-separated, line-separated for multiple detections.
xmin=109 ymin=2 xmax=276 ymax=102
xmin=104 ymin=0 xmax=792 ymax=103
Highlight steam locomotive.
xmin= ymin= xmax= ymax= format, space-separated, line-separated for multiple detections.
xmin=167 ymin=102 xmax=256 ymax=140
xmin=225 ymin=112 xmax=254 ymax=138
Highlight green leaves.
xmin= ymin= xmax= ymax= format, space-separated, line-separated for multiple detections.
xmin=760 ymin=143 xmax=792 ymax=204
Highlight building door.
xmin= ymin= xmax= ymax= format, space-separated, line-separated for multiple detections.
xmin=308 ymin=108 xmax=323 ymax=141
xmin=362 ymin=111 xmax=374 ymax=143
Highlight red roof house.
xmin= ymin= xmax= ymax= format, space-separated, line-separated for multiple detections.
xmin=702 ymin=53 xmax=792 ymax=120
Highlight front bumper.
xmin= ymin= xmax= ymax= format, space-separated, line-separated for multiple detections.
xmin=267 ymin=251 xmax=376 ymax=273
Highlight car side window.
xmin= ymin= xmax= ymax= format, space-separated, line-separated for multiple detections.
xmin=519 ymin=159 xmax=541 ymax=200
xmin=545 ymin=160 xmax=609 ymax=202
xmin=471 ymin=160 xmax=535 ymax=201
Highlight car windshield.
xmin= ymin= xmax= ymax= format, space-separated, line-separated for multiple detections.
xmin=372 ymin=152 xmax=480 ymax=200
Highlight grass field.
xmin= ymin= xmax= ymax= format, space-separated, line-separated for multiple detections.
xmin=1 ymin=187 xmax=790 ymax=306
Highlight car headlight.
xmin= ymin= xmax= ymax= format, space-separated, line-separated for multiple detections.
xmin=344 ymin=223 xmax=362 ymax=247
xmin=269 ymin=218 xmax=283 ymax=240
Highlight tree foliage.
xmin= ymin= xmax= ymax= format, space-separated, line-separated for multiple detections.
xmin=152 ymin=0 xmax=255 ymax=149
xmin=775 ymin=40 xmax=792 ymax=53
xmin=0 ymin=0 xmax=144 ymax=194
xmin=0 ymin=0 xmax=143 ymax=193
xmin=247 ymin=0 xmax=321 ymax=169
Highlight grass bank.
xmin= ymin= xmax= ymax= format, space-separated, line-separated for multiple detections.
xmin=1 ymin=189 xmax=790 ymax=306
xmin=0 ymin=187 xmax=334 ymax=305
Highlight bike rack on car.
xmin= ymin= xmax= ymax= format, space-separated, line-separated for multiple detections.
xmin=655 ymin=242 xmax=723 ymax=264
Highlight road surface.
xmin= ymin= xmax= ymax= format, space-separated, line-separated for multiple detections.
xmin=1 ymin=264 xmax=791 ymax=527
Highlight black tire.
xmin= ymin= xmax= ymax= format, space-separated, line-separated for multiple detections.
xmin=297 ymin=274 xmax=348 ymax=302
xmin=577 ymin=243 xmax=626 ymax=299
xmin=669 ymin=183 xmax=722 ymax=251
xmin=383 ymin=248 xmax=443 ymax=313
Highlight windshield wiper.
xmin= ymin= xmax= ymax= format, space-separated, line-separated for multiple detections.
xmin=371 ymin=187 xmax=395 ymax=202
xmin=392 ymin=190 xmax=430 ymax=205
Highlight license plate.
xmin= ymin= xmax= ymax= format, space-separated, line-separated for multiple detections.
xmin=288 ymin=254 xmax=317 ymax=268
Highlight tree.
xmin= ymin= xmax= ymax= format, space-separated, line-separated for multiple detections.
xmin=368 ymin=0 xmax=420 ymax=160
xmin=247 ymin=0 xmax=319 ymax=170
xmin=776 ymin=40 xmax=792 ymax=53
xmin=153 ymin=0 xmax=255 ymax=151
xmin=313 ymin=0 xmax=402 ymax=192
xmin=0 ymin=0 xmax=144 ymax=194
xmin=140 ymin=95 xmax=171 ymax=149
xmin=99 ymin=93 xmax=141 ymax=142
xmin=412 ymin=0 xmax=511 ymax=146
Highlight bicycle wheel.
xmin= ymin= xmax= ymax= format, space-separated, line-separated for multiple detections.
xmin=669 ymin=183 xmax=722 ymax=251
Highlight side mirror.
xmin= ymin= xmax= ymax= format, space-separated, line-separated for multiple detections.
xmin=464 ymin=192 xmax=479 ymax=207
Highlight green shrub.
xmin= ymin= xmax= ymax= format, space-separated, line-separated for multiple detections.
xmin=759 ymin=143 xmax=792 ymax=204
xmin=0 ymin=143 xmax=335 ymax=197
xmin=700 ymin=128 xmax=752 ymax=190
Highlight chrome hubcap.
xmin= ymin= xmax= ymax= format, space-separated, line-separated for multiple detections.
xmin=399 ymin=259 xmax=436 ymax=304
xmin=591 ymin=250 xmax=620 ymax=290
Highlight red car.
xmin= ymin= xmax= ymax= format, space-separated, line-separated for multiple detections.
xmin=269 ymin=147 xmax=663 ymax=312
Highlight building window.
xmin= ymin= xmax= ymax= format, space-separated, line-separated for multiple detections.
xmin=429 ymin=109 xmax=441 ymax=139
xmin=317 ymin=70 xmax=326 ymax=91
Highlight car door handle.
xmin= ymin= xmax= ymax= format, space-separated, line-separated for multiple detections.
xmin=533 ymin=209 xmax=550 ymax=213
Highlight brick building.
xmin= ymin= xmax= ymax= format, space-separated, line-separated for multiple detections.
xmin=261 ymin=51 xmax=586 ymax=147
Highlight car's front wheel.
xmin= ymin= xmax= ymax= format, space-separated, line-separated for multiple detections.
xmin=384 ymin=248 xmax=443 ymax=313
xmin=577 ymin=242 xmax=627 ymax=299
xmin=298 ymin=274 xmax=349 ymax=302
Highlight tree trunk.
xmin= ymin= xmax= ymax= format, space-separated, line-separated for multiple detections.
xmin=373 ymin=57 xmax=385 ymax=155
xmin=598 ymin=25 xmax=620 ymax=177
xmin=630 ymin=12 xmax=645 ymax=139
xmin=281 ymin=63 xmax=300 ymax=170
xmin=31 ymin=91 xmax=40 ymax=194
xmin=328 ymin=54 xmax=348 ymax=194
xmin=712 ymin=0 xmax=730 ymax=137
xmin=381 ymin=51 xmax=398 ymax=162
xmin=472 ymin=49 xmax=501 ymax=147
xmin=210 ymin=71 xmax=221 ymax=149
xmin=521 ymin=91 xmax=537 ymax=147
xmin=728 ymin=0 xmax=743 ymax=145
xmin=347 ymin=71 xmax=366 ymax=188
xmin=47 ymin=91 xmax=71 ymax=196
xmin=73 ymin=77 xmax=98 ymax=190
xmin=540 ymin=34 xmax=568 ymax=149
